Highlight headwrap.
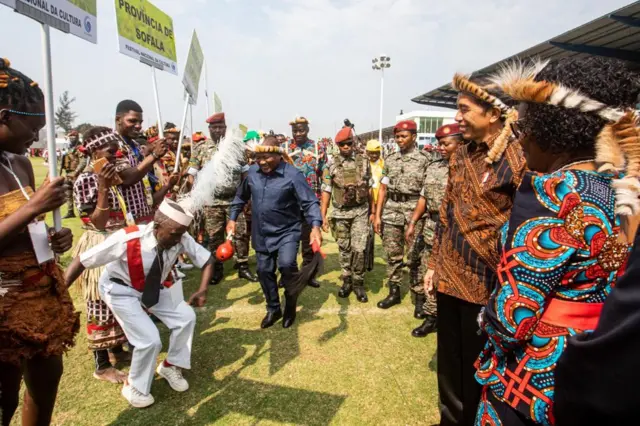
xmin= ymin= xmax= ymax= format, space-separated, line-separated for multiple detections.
xmin=165 ymin=127 xmax=180 ymax=134
xmin=206 ymin=112 xmax=225 ymax=124
xmin=366 ymin=139 xmax=382 ymax=151
xmin=192 ymin=132 xmax=206 ymax=142
xmin=489 ymin=59 xmax=640 ymax=216
xmin=253 ymin=145 xmax=294 ymax=165
xmin=335 ymin=127 xmax=353 ymax=143
xmin=83 ymin=130 xmax=120 ymax=155
xmin=289 ymin=116 xmax=309 ymax=126
xmin=452 ymin=73 xmax=517 ymax=164
xmin=158 ymin=199 xmax=193 ymax=227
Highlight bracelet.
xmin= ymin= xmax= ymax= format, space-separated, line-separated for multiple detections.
xmin=151 ymin=152 xmax=160 ymax=160
xmin=95 ymin=206 xmax=110 ymax=211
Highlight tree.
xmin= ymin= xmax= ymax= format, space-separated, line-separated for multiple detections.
xmin=74 ymin=122 xmax=94 ymax=136
xmin=55 ymin=91 xmax=78 ymax=133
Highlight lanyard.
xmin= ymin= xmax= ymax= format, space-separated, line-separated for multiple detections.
xmin=0 ymin=155 xmax=31 ymax=201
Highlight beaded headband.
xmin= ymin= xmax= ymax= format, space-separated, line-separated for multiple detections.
xmin=84 ymin=130 xmax=120 ymax=155
xmin=0 ymin=108 xmax=45 ymax=117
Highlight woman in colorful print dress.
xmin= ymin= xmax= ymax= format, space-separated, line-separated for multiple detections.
xmin=474 ymin=57 xmax=639 ymax=426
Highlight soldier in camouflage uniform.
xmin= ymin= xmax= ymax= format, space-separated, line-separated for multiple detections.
xmin=406 ymin=123 xmax=462 ymax=337
xmin=188 ymin=112 xmax=257 ymax=284
xmin=321 ymin=126 xmax=373 ymax=303
xmin=61 ymin=130 xmax=87 ymax=218
xmin=374 ymin=120 xmax=431 ymax=320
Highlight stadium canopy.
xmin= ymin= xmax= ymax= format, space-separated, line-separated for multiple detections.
xmin=412 ymin=1 xmax=640 ymax=109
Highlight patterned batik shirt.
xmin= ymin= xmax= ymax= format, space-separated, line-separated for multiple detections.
xmin=428 ymin=139 xmax=526 ymax=305
xmin=288 ymin=139 xmax=327 ymax=199
xmin=474 ymin=169 xmax=631 ymax=426
xmin=115 ymin=136 xmax=153 ymax=221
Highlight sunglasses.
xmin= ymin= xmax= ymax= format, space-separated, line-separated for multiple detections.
xmin=337 ymin=141 xmax=353 ymax=147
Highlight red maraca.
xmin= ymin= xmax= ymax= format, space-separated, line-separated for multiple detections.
xmin=216 ymin=235 xmax=235 ymax=262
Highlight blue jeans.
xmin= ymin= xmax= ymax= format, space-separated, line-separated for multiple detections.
xmin=256 ymin=241 xmax=299 ymax=313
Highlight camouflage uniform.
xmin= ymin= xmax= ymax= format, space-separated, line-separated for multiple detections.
xmin=322 ymin=153 xmax=371 ymax=287
xmin=380 ymin=148 xmax=431 ymax=294
xmin=417 ymin=156 xmax=449 ymax=316
xmin=61 ymin=147 xmax=87 ymax=216
xmin=189 ymin=139 xmax=249 ymax=264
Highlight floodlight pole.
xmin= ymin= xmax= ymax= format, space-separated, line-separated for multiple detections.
xmin=41 ymin=23 xmax=61 ymax=230
xmin=378 ymin=68 xmax=384 ymax=143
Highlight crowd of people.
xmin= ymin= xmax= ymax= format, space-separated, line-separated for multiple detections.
xmin=2 ymin=53 xmax=640 ymax=426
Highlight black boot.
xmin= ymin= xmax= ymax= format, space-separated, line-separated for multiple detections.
xmin=353 ymin=286 xmax=368 ymax=303
xmin=412 ymin=315 xmax=437 ymax=337
xmin=414 ymin=293 xmax=428 ymax=319
xmin=261 ymin=310 xmax=282 ymax=329
xmin=377 ymin=284 xmax=401 ymax=309
xmin=283 ymin=294 xmax=298 ymax=328
xmin=338 ymin=277 xmax=353 ymax=298
xmin=237 ymin=263 xmax=258 ymax=282
xmin=209 ymin=262 xmax=224 ymax=286
xmin=308 ymin=278 xmax=320 ymax=288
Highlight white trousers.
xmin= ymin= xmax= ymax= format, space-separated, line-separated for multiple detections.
xmin=99 ymin=280 xmax=196 ymax=395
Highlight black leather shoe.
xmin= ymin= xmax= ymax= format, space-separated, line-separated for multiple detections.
xmin=414 ymin=293 xmax=428 ymax=319
xmin=261 ymin=310 xmax=282 ymax=329
xmin=63 ymin=211 xmax=76 ymax=219
xmin=283 ymin=295 xmax=297 ymax=328
xmin=308 ymin=278 xmax=320 ymax=288
xmin=377 ymin=284 xmax=401 ymax=309
xmin=412 ymin=315 xmax=437 ymax=337
xmin=237 ymin=264 xmax=258 ymax=282
xmin=338 ymin=278 xmax=353 ymax=298
xmin=353 ymin=286 xmax=368 ymax=303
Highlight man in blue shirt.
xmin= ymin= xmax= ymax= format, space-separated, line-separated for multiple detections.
xmin=228 ymin=136 xmax=323 ymax=329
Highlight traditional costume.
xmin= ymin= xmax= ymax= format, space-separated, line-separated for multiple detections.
xmin=72 ymin=130 xmax=129 ymax=373
xmin=78 ymin=200 xmax=212 ymax=408
xmin=0 ymin=154 xmax=79 ymax=366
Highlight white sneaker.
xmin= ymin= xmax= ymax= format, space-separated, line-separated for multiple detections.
xmin=176 ymin=262 xmax=194 ymax=271
xmin=157 ymin=363 xmax=189 ymax=392
xmin=121 ymin=383 xmax=154 ymax=408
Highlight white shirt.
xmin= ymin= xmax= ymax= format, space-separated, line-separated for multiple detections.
xmin=80 ymin=223 xmax=211 ymax=290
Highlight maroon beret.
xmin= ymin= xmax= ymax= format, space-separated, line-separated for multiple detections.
xmin=394 ymin=120 xmax=417 ymax=133
xmin=435 ymin=123 xmax=462 ymax=140
xmin=206 ymin=112 xmax=225 ymax=124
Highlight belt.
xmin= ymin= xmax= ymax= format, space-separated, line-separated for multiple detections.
xmin=540 ymin=298 xmax=603 ymax=330
xmin=388 ymin=192 xmax=419 ymax=202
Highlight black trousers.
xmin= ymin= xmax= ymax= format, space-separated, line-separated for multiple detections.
xmin=300 ymin=219 xmax=315 ymax=266
xmin=437 ymin=292 xmax=487 ymax=426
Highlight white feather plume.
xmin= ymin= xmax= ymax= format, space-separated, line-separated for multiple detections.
xmin=178 ymin=127 xmax=246 ymax=214
xmin=488 ymin=58 xmax=549 ymax=89
xmin=612 ymin=177 xmax=640 ymax=216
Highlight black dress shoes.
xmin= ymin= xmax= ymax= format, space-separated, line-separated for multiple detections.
xmin=237 ymin=264 xmax=258 ymax=282
xmin=261 ymin=310 xmax=282 ymax=329
xmin=283 ymin=294 xmax=297 ymax=328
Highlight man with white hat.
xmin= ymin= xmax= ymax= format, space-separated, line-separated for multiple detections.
xmin=65 ymin=199 xmax=214 ymax=408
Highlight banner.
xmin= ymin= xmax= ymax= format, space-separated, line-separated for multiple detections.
xmin=0 ymin=0 xmax=98 ymax=43
xmin=182 ymin=30 xmax=204 ymax=103
xmin=114 ymin=0 xmax=177 ymax=74
xmin=239 ymin=124 xmax=248 ymax=136
xmin=214 ymin=92 xmax=222 ymax=113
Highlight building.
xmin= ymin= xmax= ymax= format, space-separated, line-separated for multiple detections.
xmin=396 ymin=110 xmax=456 ymax=147
xmin=412 ymin=2 xmax=640 ymax=109
xmin=358 ymin=109 xmax=457 ymax=150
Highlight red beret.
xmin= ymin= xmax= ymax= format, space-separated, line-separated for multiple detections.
xmin=394 ymin=120 xmax=417 ymax=133
xmin=335 ymin=127 xmax=353 ymax=143
xmin=206 ymin=112 xmax=225 ymax=124
xmin=435 ymin=123 xmax=462 ymax=140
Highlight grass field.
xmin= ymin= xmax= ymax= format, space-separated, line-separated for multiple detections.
xmin=23 ymin=158 xmax=439 ymax=426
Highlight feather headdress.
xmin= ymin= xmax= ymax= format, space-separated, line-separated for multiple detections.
xmin=489 ymin=59 xmax=640 ymax=217
xmin=179 ymin=127 xmax=246 ymax=214
xmin=244 ymin=138 xmax=294 ymax=165
xmin=452 ymin=73 xmax=516 ymax=164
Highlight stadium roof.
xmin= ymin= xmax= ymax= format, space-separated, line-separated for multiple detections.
xmin=412 ymin=1 xmax=640 ymax=109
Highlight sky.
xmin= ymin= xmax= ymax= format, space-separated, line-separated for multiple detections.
xmin=0 ymin=0 xmax=633 ymax=138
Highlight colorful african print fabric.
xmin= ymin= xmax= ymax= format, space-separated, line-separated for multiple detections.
xmin=475 ymin=169 xmax=631 ymax=426
xmin=73 ymin=172 xmax=126 ymax=231
xmin=428 ymin=139 xmax=526 ymax=305
xmin=288 ymin=139 xmax=327 ymax=199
